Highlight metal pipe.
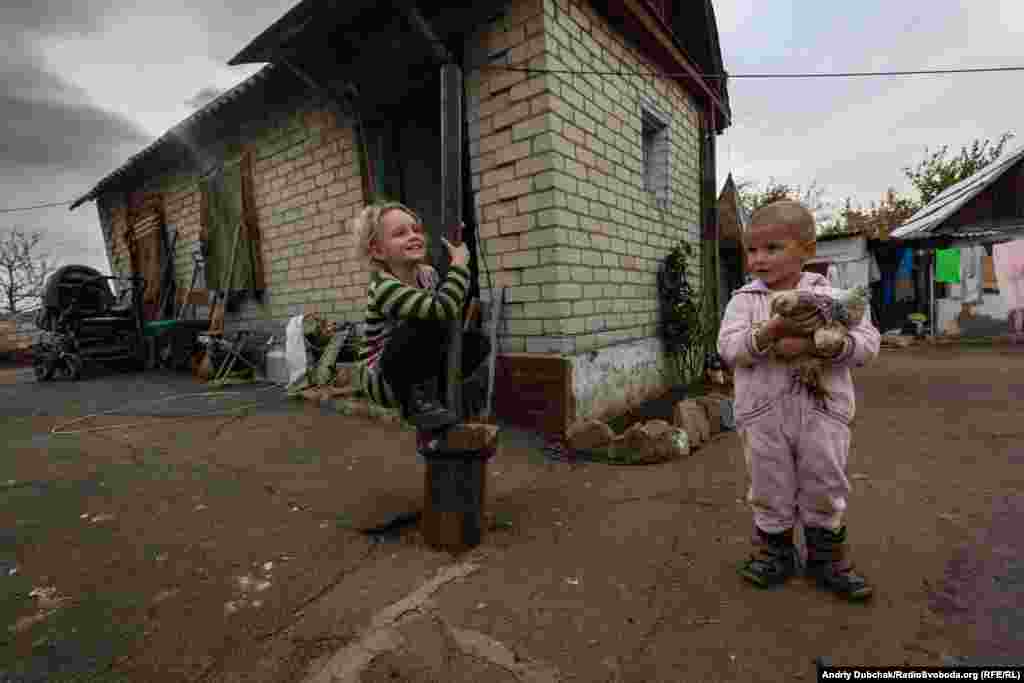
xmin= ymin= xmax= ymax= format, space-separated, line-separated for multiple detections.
xmin=405 ymin=5 xmax=452 ymax=63
xmin=440 ymin=62 xmax=464 ymax=419
xmin=929 ymin=249 xmax=936 ymax=338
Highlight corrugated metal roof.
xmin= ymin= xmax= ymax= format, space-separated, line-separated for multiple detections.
xmin=69 ymin=64 xmax=277 ymax=210
xmin=890 ymin=142 xmax=1024 ymax=240
xmin=227 ymin=0 xmax=367 ymax=66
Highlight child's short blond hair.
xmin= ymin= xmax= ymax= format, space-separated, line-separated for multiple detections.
xmin=747 ymin=200 xmax=817 ymax=243
xmin=353 ymin=201 xmax=424 ymax=270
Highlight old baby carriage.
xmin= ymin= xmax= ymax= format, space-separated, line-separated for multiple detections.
xmin=32 ymin=265 xmax=147 ymax=381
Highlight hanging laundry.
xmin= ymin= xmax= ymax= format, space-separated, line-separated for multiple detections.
xmin=839 ymin=259 xmax=871 ymax=290
xmin=935 ymin=248 xmax=961 ymax=283
xmin=892 ymin=245 xmax=917 ymax=299
xmin=826 ymin=263 xmax=842 ymax=288
xmin=992 ymin=239 xmax=1024 ymax=311
xmin=959 ymin=245 xmax=985 ymax=305
xmin=896 ymin=248 xmax=914 ymax=279
xmin=882 ymin=269 xmax=894 ymax=305
xmin=893 ymin=247 xmax=915 ymax=302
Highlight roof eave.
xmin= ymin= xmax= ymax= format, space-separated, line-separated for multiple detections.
xmin=70 ymin=65 xmax=276 ymax=210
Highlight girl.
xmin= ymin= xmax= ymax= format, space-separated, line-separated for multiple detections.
xmin=717 ymin=200 xmax=880 ymax=601
xmin=353 ymin=201 xmax=489 ymax=431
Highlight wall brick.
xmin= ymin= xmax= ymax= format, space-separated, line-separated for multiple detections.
xmin=495 ymin=141 xmax=533 ymax=166
xmin=462 ymin=0 xmax=704 ymax=382
xmin=499 ymin=213 xmax=535 ymax=235
xmin=501 ymin=250 xmax=540 ymax=269
xmin=512 ymin=114 xmax=553 ymax=142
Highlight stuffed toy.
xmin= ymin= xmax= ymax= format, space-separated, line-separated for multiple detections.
xmin=762 ymin=285 xmax=868 ymax=401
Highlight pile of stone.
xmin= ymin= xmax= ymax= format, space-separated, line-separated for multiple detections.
xmin=565 ymin=396 xmax=731 ymax=465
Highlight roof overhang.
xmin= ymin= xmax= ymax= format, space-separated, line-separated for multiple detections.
xmin=69 ymin=65 xmax=279 ymax=210
xmin=227 ymin=0 xmax=381 ymax=66
xmin=891 ymin=144 xmax=1024 ymax=241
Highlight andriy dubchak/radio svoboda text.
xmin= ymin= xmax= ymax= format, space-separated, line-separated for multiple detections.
xmin=821 ymin=670 xmax=1011 ymax=681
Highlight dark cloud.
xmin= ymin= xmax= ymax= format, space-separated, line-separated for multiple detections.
xmin=184 ymin=86 xmax=225 ymax=110
xmin=4 ymin=0 xmax=114 ymax=39
xmin=1 ymin=59 xmax=152 ymax=173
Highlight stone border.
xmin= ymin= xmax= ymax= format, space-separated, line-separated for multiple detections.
xmin=565 ymin=393 xmax=734 ymax=465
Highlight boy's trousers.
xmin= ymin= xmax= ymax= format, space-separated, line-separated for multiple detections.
xmin=738 ymin=389 xmax=851 ymax=534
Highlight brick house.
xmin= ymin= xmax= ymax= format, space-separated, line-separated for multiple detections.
xmin=71 ymin=0 xmax=731 ymax=436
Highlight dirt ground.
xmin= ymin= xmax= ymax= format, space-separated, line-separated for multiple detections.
xmin=1 ymin=344 xmax=1022 ymax=682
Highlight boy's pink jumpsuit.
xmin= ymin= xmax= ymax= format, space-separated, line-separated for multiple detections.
xmin=717 ymin=272 xmax=880 ymax=535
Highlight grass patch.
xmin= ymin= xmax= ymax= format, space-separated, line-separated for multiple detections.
xmin=490 ymin=511 xmax=514 ymax=530
xmin=574 ymin=445 xmax=643 ymax=466
xmin=0 ymin=589 xmax=146 ymax=682
xmin=288 ymin=449 xmax=319 ymax=465
xmin=527 ymin=449 xmax=548 ymax=466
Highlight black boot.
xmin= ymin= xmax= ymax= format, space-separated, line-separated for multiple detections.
xmin=804 ymin=526 xmax=873 ymax=601
xmin=401 ymin=378 xmax=457 ymax=431
xmin=738 ymin=527 xmax=798 ymax=588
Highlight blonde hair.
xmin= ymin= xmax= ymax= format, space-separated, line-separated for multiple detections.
xmin=353 ymin=200 xmax=425 ymax=271
xmin=747 ymin=200 xmax=817 ymax=243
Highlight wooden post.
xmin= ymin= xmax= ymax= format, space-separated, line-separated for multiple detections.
xmin=420 ymin=424 xmax=499 ymax=553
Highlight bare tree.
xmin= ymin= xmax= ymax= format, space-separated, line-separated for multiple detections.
xmin=0 ymin=227 xmax=54 ymax=315
xmin=735 ymin=177 xmax=835 ymax=230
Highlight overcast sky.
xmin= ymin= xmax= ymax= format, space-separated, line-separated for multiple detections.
xmin=3 ymin=0 xmax=1022 ymax=277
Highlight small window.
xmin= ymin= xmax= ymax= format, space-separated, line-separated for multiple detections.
xmin=641 ymin=108 xmax=669 ymax=208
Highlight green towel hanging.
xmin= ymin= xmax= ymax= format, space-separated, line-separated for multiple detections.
xmin=935 ymin=249 xmax=961 ymax=283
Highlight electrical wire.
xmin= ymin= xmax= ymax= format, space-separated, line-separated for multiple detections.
xmin=477 ymin=64 xmax=1024 ymax=79
xmin=4 ymin=63 xmax=1019 ymax=216
xmin=0 ymin=200 xmax=75 ymax=214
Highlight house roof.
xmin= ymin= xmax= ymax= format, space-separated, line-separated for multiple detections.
xmin=69 ymin=64 xmax=278 ymax=210
xmin=890 ymin=143 xmax=1024 ymax=241
xmin=227 ymin=0 xmax=380 ymax=66
xmin=672 ymin=0 xmax=730 ymax=124
xmin=716 ymin=173 xmax=748 ymax=242
xmin=73 ymin=1 xmax=732 ymax=209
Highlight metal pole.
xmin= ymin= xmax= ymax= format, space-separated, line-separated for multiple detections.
xmin=929 ymin=249 xmax=936 ymax=338
xmin=440 ymin=63 xmax=464 ymax=420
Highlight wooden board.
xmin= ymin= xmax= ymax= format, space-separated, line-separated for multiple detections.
xmin=176 ymin=289 xmax=210 ymax=306
xmin=494 ymin=353 xmax=573 ymax=437
xmin=134 ymin=227 xmax=163 ymax=321
xmin=983 ymin=254 xmax=999 ymax=291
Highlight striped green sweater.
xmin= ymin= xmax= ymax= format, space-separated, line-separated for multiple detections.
xmin=357 ymin=264 xmax=470 ymax=408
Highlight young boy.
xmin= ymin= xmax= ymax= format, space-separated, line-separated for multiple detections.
xmin=717 ymin=200 xmax=880 ymax=601
xmin=353 ymin=201 xmax=490 ymax=431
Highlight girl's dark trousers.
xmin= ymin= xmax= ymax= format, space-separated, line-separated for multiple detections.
xmin=378 ymin=318 xmax=491 ymax=413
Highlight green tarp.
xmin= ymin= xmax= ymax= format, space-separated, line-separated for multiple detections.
xmin=202 ymin=162 xmax=255 ymax=291
xmin=935 ymin=248 xmax=961 ymax=284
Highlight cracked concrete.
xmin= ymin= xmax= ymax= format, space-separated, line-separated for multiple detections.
xmin=304 ymin=562 xmax=560 ymax=683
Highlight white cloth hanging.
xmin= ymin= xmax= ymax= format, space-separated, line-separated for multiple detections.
xmin=826 ymin=263 xmax=842 ymax=288
xmin=827 ymin=258 xmax=872 ymax=290
xmin=869 ymin=253 xmax=881 ymax=283
xmin=959 ymin=245 xmax=985 ymax=305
